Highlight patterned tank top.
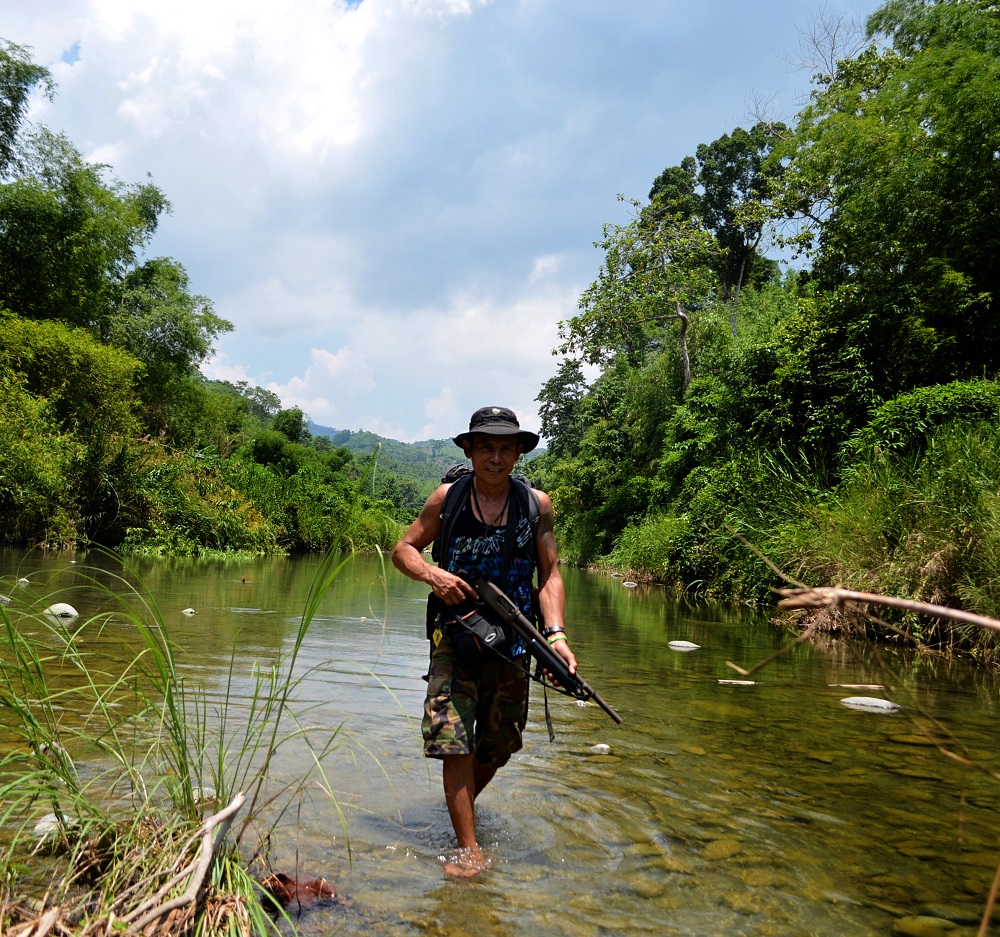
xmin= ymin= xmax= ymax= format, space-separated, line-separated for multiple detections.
xmin=441 ymin=484 xmax=536 ymax=657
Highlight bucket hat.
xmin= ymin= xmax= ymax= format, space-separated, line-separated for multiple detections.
xmin=453 ymin=406 xmax=540 ymax=453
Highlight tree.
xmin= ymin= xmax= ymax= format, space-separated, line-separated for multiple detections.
xmin=112 ymin=256 xmax=233 ymax=404
xmin=0 ymin=40 xmax=54 ymax=177
xmin=0 ymin=130 xmax=168 ymax=332
xmin=778 ymin=0 xmax=1000 ymax=387
xmin=536 ymin=357 xmax=588 ymax=458
xmin=650 ymin=123 xmax=787 ymax=330
xmin=271 ymin=408 xmax=308 ymax=445
xmin=560 ymin=196 xmax=717 ymax=381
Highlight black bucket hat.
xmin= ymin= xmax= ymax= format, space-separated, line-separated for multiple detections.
xmin=453 ymin=406 xmax=540 ymax=453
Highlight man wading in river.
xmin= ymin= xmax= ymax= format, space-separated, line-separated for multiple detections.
xmin=392 ymin=406 xmax=578 ymax=877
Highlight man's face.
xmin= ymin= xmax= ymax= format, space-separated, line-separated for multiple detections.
xmin=465 ymin=434 xmax=523 ymax=484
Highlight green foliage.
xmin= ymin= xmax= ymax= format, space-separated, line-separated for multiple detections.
xmin=0 ymin=130 xmax=168 ymax=331
xmin=562 ymin=196 xmax=718 ymax=367
xmin=0 ymin=313 xmax=142 ymax=437
xmin=0 ymin=40 xmax=54 ymax=176
xmin=120 ymin=447 xmax=277 ymax=555
xmin=651 ymin=123 xmax=786 ymax=303
xmin=112 ymin=256 xmax=233 ymax=416
xmin=844 ymin=379 xmax=1000 ymax=461
xmin=537 ymin=357 xmax=588 ymax=458
xmin=777 ymin=0 xmax=1000 ymax=377
xmin=271 ymin=407 xmax=308 ymax=444
xmin=787 ymin=420 xmax=1000 ymax=657
xmin=0 ymin=373 xmax=74 ymax=545
xmin=540 ymin=2 xmax=1000 ymax=665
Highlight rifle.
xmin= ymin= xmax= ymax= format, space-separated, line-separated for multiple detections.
xmin=472 ymin=577 xmax=623 ymax=725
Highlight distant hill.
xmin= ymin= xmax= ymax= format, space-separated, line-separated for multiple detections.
xmin=308 ymin=423 xmax=544 ymax=490
xmin=309 ymin=424 xmax=466 ymax=487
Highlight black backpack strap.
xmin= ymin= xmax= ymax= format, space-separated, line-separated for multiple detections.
xmin=431 ymin=473 xmax=473 ymax=565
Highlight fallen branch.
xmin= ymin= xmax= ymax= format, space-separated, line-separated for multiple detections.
xmin=777 ymin=587 xmax=1000 ymax=634
xmin=123 ymin=791 xmax=246 ymax=935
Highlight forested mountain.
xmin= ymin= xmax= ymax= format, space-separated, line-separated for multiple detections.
xmin=309 ymin=424 xmax=545 ymax=492
xmin=309 ymin=424 xmax=465 ymax=488
xmin=531 ymin=0 xmax=1000 ymax=659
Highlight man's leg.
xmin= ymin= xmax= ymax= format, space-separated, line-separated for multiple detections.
xmin=442 ymin=754 xmax=488 ymax=876
xmin=473 ymin=759 xmax=497 ymax=799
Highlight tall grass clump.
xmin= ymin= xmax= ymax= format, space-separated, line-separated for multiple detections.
xmin=786 ymin=420 xmax=1000 ymax=661
xmin=606 ymin=446 xmax=832 ymax=604
xmin=0 ymin=527 xmax=378 ymax=933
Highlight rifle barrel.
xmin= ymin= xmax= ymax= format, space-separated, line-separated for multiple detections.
xmin=473 ymin=578 xmax=623 ymax=725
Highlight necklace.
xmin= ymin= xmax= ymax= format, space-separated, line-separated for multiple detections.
xmin=471 ymin=483 xmax=509 ymax=527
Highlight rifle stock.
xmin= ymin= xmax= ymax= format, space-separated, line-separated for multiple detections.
xmin=472 ymin=578 xmax=623 ymax=725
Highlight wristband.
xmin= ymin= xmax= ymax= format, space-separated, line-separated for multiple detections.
xmin=547 ymin=634 xmax=567 ymax=645
xmin=541 ymin=626 xmax=565 ymax=638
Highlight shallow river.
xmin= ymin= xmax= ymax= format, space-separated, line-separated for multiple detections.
xmin=2 ymin=548 xmax=999 ymax=936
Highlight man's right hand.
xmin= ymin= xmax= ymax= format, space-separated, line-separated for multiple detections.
xmin=427 ymin=567 xmax=478 ymax=606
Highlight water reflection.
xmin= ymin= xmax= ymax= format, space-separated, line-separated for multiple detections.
xmin=1 ymin=548 xmax=999 ymax=935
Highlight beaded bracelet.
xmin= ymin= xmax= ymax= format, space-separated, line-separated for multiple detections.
xmin=547 ymin=634 xmax=568 ymax=645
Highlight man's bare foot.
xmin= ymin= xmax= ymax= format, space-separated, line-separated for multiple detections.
xmin=442 ymin=846 xmax=489 ymax=878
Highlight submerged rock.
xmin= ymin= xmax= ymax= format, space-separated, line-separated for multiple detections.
xmin=588 ymin=743 xmax=611 ymax=755
xmin=840 ymin=696 xmax=900 ymax=713
xmin=0 ymin=593 xmax=11 ymax=605
xmin=892 ymin=915 xmax=959 ymax=936
xmin=704 ymin=838 xmax=742 ymax=860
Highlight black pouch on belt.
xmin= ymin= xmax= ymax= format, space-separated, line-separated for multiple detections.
xmin=447 ymin=607 xmax=508 ymax=670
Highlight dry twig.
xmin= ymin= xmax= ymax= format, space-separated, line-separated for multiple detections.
xmin=123 ymin=791 xmax=246 ymax=935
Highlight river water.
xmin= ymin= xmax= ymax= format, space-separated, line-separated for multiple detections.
xmin=2 ymin=548 xmax=999 ymax=936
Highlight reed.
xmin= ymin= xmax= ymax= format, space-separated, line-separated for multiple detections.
xmin=0 ymin=520 xmax=382 ymax=934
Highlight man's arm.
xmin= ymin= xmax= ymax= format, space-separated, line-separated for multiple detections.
xmin=391 ymin=484 xmax=478 ymax=606
xmin=534 ymin=491 xmax=578 ymax=675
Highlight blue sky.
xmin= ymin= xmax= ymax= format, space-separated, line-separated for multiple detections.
xmin=5 ymin=0 xmax=879 ymax=441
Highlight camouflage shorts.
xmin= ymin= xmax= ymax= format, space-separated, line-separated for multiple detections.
xmin=422 ymin=633 xmax=530 ymax=769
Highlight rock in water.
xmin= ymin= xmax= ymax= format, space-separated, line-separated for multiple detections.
xmin=44 ymin=603 xmax=79 ymax=618
xmin=622 ymin=581 xmax=638 ymax=588
xmin=891 ymin=915 xmax=959 ymax=936
xmin=589 ymin=743 xmax=611 ymax=754
xmin=0 ymin=594 xmax=11 ymax=605
xmin=668 ymin=640 xmax=700 ymax=651
xmin=181 ymin=608 xmax=196 ymax=616
xmin=840 ymin=696 xmax=900 ymax=714
xmin=260 ymin=872 xmax=339 ymax=910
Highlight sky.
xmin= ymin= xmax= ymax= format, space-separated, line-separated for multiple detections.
xmin=4 ymin=0 xmax=879 ymax=442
